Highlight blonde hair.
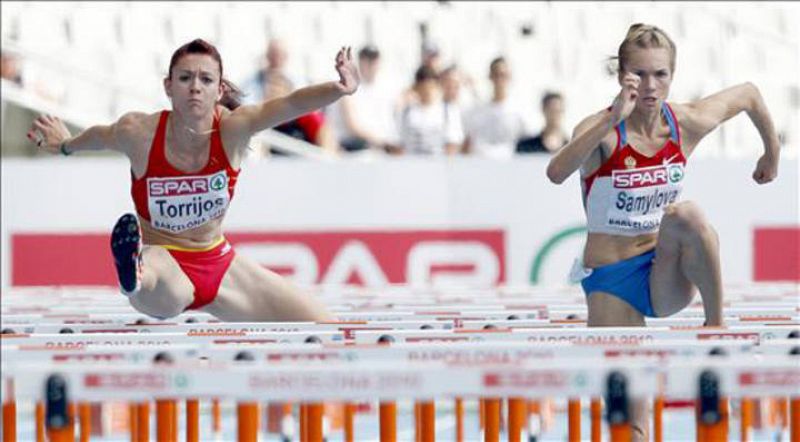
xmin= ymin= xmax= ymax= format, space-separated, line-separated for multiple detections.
xmin=615 ymin=23 xmax=676 ymax=73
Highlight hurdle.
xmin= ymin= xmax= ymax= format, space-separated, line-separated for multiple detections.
xmin=2 ymin=283 xmax=798 ymax=440
xmin=3 ymin=354 xmax=799 ymax=441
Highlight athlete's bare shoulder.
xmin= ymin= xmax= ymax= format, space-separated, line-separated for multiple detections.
xmin=662 ymin=101 xmax=707 ymax=152
xmin=574 ymin=108 xmax=613 ymax=137
xmin=217 ymin=104 xmax=250 ymax=141
xmin=575 ymin=108 xmax=616 ymax=178
xmin=663 ymin=101 xmax=691 ymax=125
xmin=217 ymin=105 xmax=251 ymax=166
xmin=114 ymin=111 xmax=161 ymax=153
xmin=576 ymin=108 xmax=616 ymax=148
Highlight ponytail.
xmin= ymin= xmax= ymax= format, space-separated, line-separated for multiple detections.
xmin=220 ymin=78 xmax=244 ymax=110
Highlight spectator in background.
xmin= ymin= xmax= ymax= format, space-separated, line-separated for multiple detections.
xmin=397 ymin=65 xmax=464 ymax=156
xmin=463 ymin=57 xmax=530 ymax=159
xmin=439 ymin=65 xmax=469 ymax=154
xmin=421 ymin=42 xmax=442 ymax=74
xmin=1 ymin=49 xmax=65 ymax=106
xmin=240 ymin=38 xmax=306 ymax=105
xmin=397 ymin=41 xmax=445 ymax=112
xmin=441 ymin=63 xmax=479 ymax=110
xmin=1 ymin=50 xmax=22 ymax=86
xmin=263 ymin=71 xmax=340 ymax=156
xmin=517 ymin=91 xmax=569 ymax=154
xmin=327 ymin=45 xmax=401 ymax=153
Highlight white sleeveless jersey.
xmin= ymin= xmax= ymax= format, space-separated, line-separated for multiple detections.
xmin=582 ymin=102 xmax=686 ymax=236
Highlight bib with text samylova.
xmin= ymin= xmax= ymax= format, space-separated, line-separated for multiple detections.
xmin=598 ymin=162 xmax=684 ymax=234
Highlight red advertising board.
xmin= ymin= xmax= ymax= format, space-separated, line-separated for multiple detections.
xmin=12 ymin=229 xmax=506 ymax=287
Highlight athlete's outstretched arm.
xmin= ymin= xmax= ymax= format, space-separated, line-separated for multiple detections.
xmin=547 ymin=73 xmax=640 ymax=184
xmin=27 ymin=112 xmax=144 ymax=156
xmin=677 ymin=82 xmax=780 ymax=183
xmin=228 ymin=47 xmax=360 ymax=139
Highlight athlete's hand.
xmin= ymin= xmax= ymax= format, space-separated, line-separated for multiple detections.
xmin=610 ymin=72 xmax=640 ymax=126
xmin=333 ymin=46 xmax=359 ymax=95
xmin=752 ymin=150 xmax=778 ymax=184
xmin=27 ymin=114 xmax=71 ymax=154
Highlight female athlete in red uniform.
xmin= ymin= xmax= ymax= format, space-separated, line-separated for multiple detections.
xmin=28 ymin=39 xmax=359 ymax=322
xmin=547 ymin=24 xmax=780 ymax=438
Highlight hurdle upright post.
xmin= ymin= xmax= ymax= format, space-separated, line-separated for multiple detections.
xmin=77 ymin=402 xmax=90 ymax=442
xmin=211 ymin=398 xmax=221 ymax=434
xmin=653 ymin=395 xmax=664 ymax=442
xmin=307 ymin=402 xmax=324 ymax=442
xmin=343 ymin=402 xmax=355 ymax=442
xmin=379 ymin=401 xmax=396 ymax=442
xmin=790 ymin=396 xmax=799 ymax=442
xmin=135 ymin=401 xmax=149 ymax=442
xmin=590 ymin=398 xmax=601 ymax=442
xmin=454 ymin=397 xmax=464 ymax=442
xmin=483 ymin=397 xmax=500 ymax=442
xmin=2 ymin=386 xmax=16 ymax=442
xmin=507 ymin=397 xmax=525 ymax=442
xmin=567 ymin=397 xmax=581 ymax=442
xmin=185 ymin=399 xmax=199 ymax=442
xmin=419 ymin=400 xmax=435 ymax=442
xmin=237 ymin=401 xmax=259 ymax=442
xmin=35 ymin=401 xmax=45 ymax=442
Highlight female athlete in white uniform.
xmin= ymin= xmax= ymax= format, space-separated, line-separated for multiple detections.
xmin=547 ymin=24 xmax=780 ymax=438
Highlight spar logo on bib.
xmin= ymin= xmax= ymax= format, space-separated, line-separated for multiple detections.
xmin=210 ymin=173 xmax=227 ymax=191
xmin=667 ymin=164 xmax=684 ymax=183
xmin=612 ymin=164 xmax=684 ymax=189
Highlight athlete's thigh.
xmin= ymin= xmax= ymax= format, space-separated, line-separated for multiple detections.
xmin=587 ymin=292 xmax=645 ymax=327
xmin=129 ymin=246 xmax=194 ymax=318
xmin=649 ymin=230 xmax=696 ymax=317
xmin=209 ymin=253 xmax=329 ymax=322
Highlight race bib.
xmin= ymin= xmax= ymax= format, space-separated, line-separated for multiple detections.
xmin=605 ymin=163 xmax=684 ymax=232
xmin=147 ymin=172 xmax=230 ymax=233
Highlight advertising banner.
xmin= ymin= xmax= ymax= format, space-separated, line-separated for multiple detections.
xmin=2 ymin=156 xmax=797 ymax=288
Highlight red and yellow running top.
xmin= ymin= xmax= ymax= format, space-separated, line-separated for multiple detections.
xmin=130 ymin=110 xmax=240 ymax=234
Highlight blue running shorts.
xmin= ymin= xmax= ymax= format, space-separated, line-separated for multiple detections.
xmin=580 ymin=249 xmax=657 ymax=317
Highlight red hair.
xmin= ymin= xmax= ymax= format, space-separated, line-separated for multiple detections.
xmin=168 ymin=39 xmax=242 ymax=110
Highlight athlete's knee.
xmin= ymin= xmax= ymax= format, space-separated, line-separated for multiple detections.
xmin=663 ymin=201 xmax=713 ymax=238
xmin=128 ymin=295 xmax=181 ymax=319
xmin=128 ymin=286 xmax=189 ymax=319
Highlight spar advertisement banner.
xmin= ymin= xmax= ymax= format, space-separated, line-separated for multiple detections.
xmin=1 ymin=156 xmax=797 ymax=288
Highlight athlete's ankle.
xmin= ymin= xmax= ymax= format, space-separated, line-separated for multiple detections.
xmin=703 ymin=318 xmax=723 ymax=327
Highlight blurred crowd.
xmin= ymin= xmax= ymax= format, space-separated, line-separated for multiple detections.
xmin=238 ymin=39 xmax=569 ymax=158
xmin=2 ymin=38 xmax=569 ymax=158
xmin=1 ymin=38 xmax=568 ymax=159
xmin=2 ymin=2 xmax=796 ymax=160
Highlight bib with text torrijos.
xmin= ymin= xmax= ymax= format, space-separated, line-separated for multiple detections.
xmin=146 ymin=171 xmax=230 ymax=233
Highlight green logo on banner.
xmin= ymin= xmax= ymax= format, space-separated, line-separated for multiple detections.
xmin=174 ymin=374 xmax=189 ymax=389
xmin=529 ymin=225 xmax=587 ymax=284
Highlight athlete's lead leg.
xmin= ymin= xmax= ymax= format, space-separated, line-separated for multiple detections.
xmin=650 ymin=201 xmax=722 ymax=325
